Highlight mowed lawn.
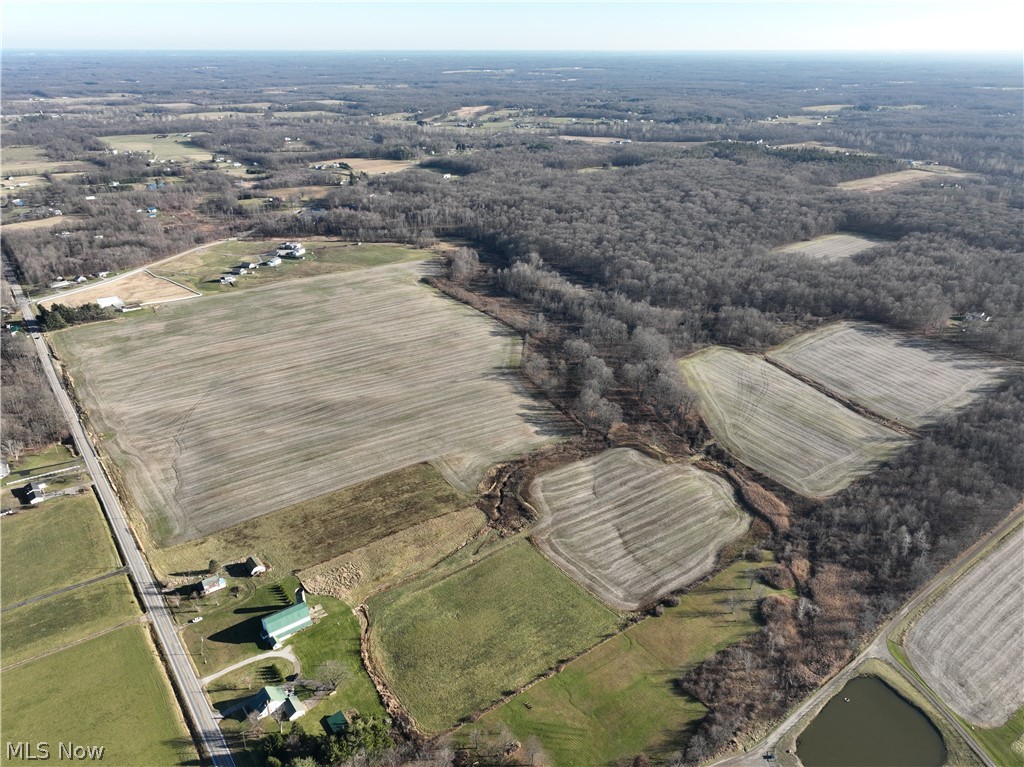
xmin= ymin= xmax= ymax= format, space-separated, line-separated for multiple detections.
xmin=1 ymin=493 xmax=121 ymax=607
xmin=465 ymin=558 xmax=783 ymax=765
xmin=1 ymin=575 xmax=139 ymax=667
xmin=532 ymin=449 xmax=748 ymax=609
xmin=769 ymin=321 xmax=1015 ymax=428
xmin=679 ymin=347 xmax=910 ymax=496
xmin=0 ymin=624 xmax=197 ymax=766
xmin=55 ymin=262 xmax=569 ymax=544
xmin=367 ymin=541 xmax=621 ymax=733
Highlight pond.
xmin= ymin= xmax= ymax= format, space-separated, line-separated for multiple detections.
xmin=797 ymin=675 xmax=947 ymax=767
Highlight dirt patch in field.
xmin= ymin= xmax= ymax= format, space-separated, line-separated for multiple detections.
xmin=40 ymin=271 xmax=199 ymax=309
xmin=300 ymin=508 xmax=485 ymax=604
xmin=332 ymin=158 xmax=417 ymax=174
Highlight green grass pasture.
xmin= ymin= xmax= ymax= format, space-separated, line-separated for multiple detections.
xmin=1 ymin=493 xmax=120 ymax=607
xmin=368 ymin=541 xmax=621 ymax=733
xmin=1 ymin=574 xmax=138 ymax=667
xmin=0 ymin=624 xmax=197 ymax=766
xmin=464 ymin=557 xmax=782 ymax=765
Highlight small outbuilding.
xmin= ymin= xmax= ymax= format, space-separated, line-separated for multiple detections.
xmin=281 ymin=695 xmax=306 ymax=722
xmin=264 ymin=256 xmax=282 ymax=267
xmin=245 ymin=556 xmax=267 ymax=577
xmin=199 ymin=576 xmax=226 ymax=596
xmin=24 ymin=481 xmax=47 ymax=505
xmin=324 ymin=711 xmax=349 ymax=736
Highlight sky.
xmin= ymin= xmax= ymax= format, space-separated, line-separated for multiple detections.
xmin=2 ymin=1 xmax=1021 ymax=53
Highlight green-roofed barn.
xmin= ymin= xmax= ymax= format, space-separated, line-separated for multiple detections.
xmin=260 ymin=602 xmax=312 ymax=649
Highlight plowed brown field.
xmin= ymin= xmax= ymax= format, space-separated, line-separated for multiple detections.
xmin=531 ymin=449 xmax=748 ymax=609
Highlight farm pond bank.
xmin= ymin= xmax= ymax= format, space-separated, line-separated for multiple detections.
xmin=796 ymin=675 xmax=946 ymax=767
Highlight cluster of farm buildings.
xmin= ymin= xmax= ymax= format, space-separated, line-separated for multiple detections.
xmin=219 ymin=242 xmax=305 ymax=284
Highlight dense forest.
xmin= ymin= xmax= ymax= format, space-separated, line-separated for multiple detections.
xmin=2 ymin=51 xmax=1021 ymax=764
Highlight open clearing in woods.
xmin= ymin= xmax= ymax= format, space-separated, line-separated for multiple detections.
xmin=531 ymin=449 xmax=748 ymax=610
xmin=770 ymin=322 xmax=1015 ymax=428
xmin=838 ymin=166 xmax=967 ymax=192
xmin=774 ymin=233 xmax=890 ymax=261
xmin=55 ymin=262 xmax=568 ymax=544
xmin=40 ymin=270 xmax=199 ymax=309
xmin=333 ymin=157 xmax=418 ymax=174
xmin=679 ymin=347 xmax=910 ymax=496
xmin=907 ymin=526 xmax=1024 ymax=727
xmin=367 ymin=541 xmax=621 ymax=734
xmin=99 ymin=133 xmax=212 ymax=162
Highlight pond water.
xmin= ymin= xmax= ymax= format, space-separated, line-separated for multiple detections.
xmin=797 ymin=675 xmax=947 ymax=767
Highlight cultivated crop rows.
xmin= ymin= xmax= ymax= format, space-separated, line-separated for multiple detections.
xmin=770 ymin=322 xmax=1014 ymax=427
xmin=679 ymin=348 xmax=910 ymax=496
xmin=774 ymin=233 xmax=888 ymax=261
xmin=907 ymin=527 xmax=1024 ymax=727
xmin=531 ymin=449 xmax=748 ymax=609
xmin=57 ymin=262 xmax=569 ymax=544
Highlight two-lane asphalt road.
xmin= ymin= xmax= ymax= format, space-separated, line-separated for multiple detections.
xmin=4 ymin=259 xmax=236 ymax=767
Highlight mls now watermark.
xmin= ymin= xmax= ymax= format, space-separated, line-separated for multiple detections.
xmin=7 ymin=742 xmax=105 ymax=761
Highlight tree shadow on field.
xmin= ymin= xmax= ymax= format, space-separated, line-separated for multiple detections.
xmin=161 ymin=738 xmax=202 ymax=765
xmin=208 ymin=614 xmax=267 ymax=646
xmin=517 ymin=402 xmax=572 ymax=437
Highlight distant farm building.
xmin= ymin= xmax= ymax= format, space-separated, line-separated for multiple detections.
xmin=96 ymin=297 xmax=124 ymax=309
xmin=219 ymin=275 xmax=237 ymax=285
xmin=260 ymin=602 xmax=312 ymax=649
xmin=264 ymin=255 xmax=282 ymax=267
xmin=276 ymin=242 xmax=306 ymax=259
xmin=199 ymin=576 xmax=226 ymax=596
xmin=245 ymin=556 xmax=267 ymax=577
xmin=116 ymin=303 xmax=143 ymax=313
xmin=239 ymin=259 xmax=261 ymax=270
xmin=0 ymin=461 xmax=9 ymax=479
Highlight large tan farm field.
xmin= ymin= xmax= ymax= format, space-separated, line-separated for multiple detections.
xmin=332 ymin=157 xmax=417 ymax=174
xmin=770 ymin=322 xmax=1015 ymax=428
xmin=39 ymin=270 xmax=199 ymax=309
xmin=774 ymin=233 xmax=890 ymax=261
xmin=54 ymin=262 xmax=569 ymax=544
xmin=531 ymin=449 xmax=748 ymax=609
xmin=679 ymin=348 xmax=910 ymax=496
xmin=838 ymin=166 xmax=967 ymax=192
xmin=906 ymin=526 xmax=1024 ymax=726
